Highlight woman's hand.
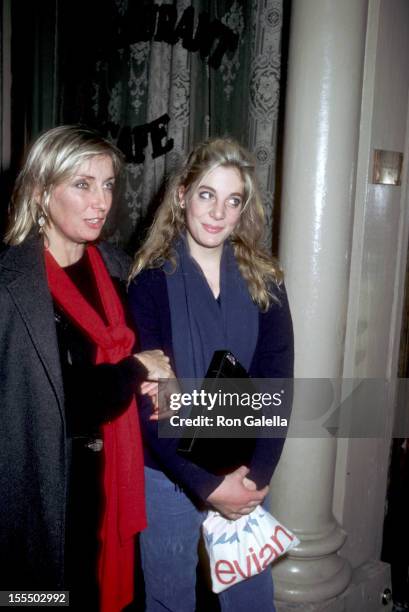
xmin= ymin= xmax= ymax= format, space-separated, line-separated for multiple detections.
xmin=206 ymin=466 xmax=269 ymax=520
xmin=135 ymin=351 xmax=178 ymax=419
xmin=146 ymin=378 xmax=181 ymax=421
xmin=134 ymin=349 xmax=172 ymax=380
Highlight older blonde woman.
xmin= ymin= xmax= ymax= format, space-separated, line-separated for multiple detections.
xmin=0 ymin=126 xmax=171 ymax=611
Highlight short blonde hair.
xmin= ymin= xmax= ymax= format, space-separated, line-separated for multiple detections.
xmin=130 ymin=137 xmax=283 ymax=310
xmin=5 ymin=125 xmax=124 ymax=245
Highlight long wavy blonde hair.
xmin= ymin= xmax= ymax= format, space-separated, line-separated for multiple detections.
xmin=5 ymin=125 xmax=123 ymax=245
xmin=129 ymin=137 xmax=283 ymax=311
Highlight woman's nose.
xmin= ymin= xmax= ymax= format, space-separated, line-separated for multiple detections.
xmin=91 ymin=186 xmax=109 ymax=210
xmin=209 ymin=199 xmax=225 ymax=220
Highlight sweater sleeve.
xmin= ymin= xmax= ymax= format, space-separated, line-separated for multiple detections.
xmin=247 ymin=283 xmax=294 ymax=487
xmin=128 ymin=272 xmax=224 ymax=502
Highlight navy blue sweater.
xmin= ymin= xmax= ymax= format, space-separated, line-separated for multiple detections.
xmin=128 ymin=268 xmax=294 ymax=503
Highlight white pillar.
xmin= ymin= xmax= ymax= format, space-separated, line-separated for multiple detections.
xmin=271 ymin=0 xmax=368 ymax=604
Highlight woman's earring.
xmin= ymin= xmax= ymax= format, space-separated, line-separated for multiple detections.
xmin=180 ymin=201 xmax=185 ymax=209
xmin=38 ymin=214 xmax=46 ymax=229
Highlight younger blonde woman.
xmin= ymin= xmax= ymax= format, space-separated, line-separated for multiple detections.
xmin=128 ymin=138 xmax=294 ymax=611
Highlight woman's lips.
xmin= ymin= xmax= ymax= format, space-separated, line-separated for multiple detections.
xmin=84 ymin=217 xmax=105 ymax=230
xmin=202 ymin=223 xmax=224 ymax=234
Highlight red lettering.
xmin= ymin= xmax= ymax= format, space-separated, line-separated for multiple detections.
xmin=249 ymin=547 xmax=262 ymax=573
xmin=270 ymin=525 xmax=294 ymax=553
xmin=233 ymin=554 xmax=252 ymax=579
xmin=215 ymin=560 xmax=236 ymax=585
xmin=260 ymin=543 xmax=278 ymax=569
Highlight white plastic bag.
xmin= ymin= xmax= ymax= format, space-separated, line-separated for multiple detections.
xmin=202 ymin=506 xmax=299 ymax=593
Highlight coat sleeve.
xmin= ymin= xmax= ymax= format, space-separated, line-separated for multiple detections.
xmin=248 ymin=283 xmax=294 ymax=487
xmin=128 ymin=271 xmax=224 ymax=502
xmin=61 ymin=356 xmax=148 ymax=434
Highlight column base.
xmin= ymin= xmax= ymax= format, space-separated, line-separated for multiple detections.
xmin=275 ymin=560 xmax=392 ymax=612
xmin=273 ymin=552 xmax=351 ymax=604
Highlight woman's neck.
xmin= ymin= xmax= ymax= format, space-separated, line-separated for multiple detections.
xmin=46 ymin=242 xmax=86 ymax=267
xmin=186 ymin=234 xmax=223 ymax=266
xmin=187 ymin=239 xmax=222 ymax=299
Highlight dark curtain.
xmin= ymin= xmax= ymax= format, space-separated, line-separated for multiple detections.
xmin=8 ymin=0 xmax=284 ymax=250
xmin=9 ymin=0 xmax=58 ymax=166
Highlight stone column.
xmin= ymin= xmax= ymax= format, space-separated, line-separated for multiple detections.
xmin=270 ymin=0 xmax=368 ymax=604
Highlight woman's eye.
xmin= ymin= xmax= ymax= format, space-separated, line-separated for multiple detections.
xmin=74 ymin=181 xmax=88 ymax=189
xmin=104 ymin=181 xmax=115 ymax=191
xmin=227 ymin=197 xmax=242 ymax=208
xmin=199 ymin=191 xmax=213 ymax=200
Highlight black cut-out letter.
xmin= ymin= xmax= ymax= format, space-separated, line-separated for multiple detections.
xmin=208 ymin=22 xmax=239 ymax=69
xmin=175 ymin=6 xmax=195 ymax=49
xmin=155 ymin=4 xmax=178 ymax=43
xmin=130 ymin=123 xmax=151 ymax=163
xmin=127 ymin=3 xmax=158 ymax=43
xmin=190 ymin=11 xmax=210 ymax=53
xmin=150 ymin=113 xmax=174 ymax=159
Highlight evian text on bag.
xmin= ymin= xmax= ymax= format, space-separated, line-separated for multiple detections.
xmin=215 ymin=524 xmax=295 ymax=586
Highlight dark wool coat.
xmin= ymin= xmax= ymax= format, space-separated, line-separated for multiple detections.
xmin=0 ymin=235 xmax=130 ymax=590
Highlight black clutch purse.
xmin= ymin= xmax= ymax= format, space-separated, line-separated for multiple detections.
xmin=177 ymin=350 xmax=256 ymax=475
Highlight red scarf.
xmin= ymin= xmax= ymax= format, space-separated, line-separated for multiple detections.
xmin=45 ymin=245 xmax=146 ymax=612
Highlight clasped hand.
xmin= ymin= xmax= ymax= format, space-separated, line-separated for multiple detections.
xmin=206 ymin=466 xmax=269 ymax=520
